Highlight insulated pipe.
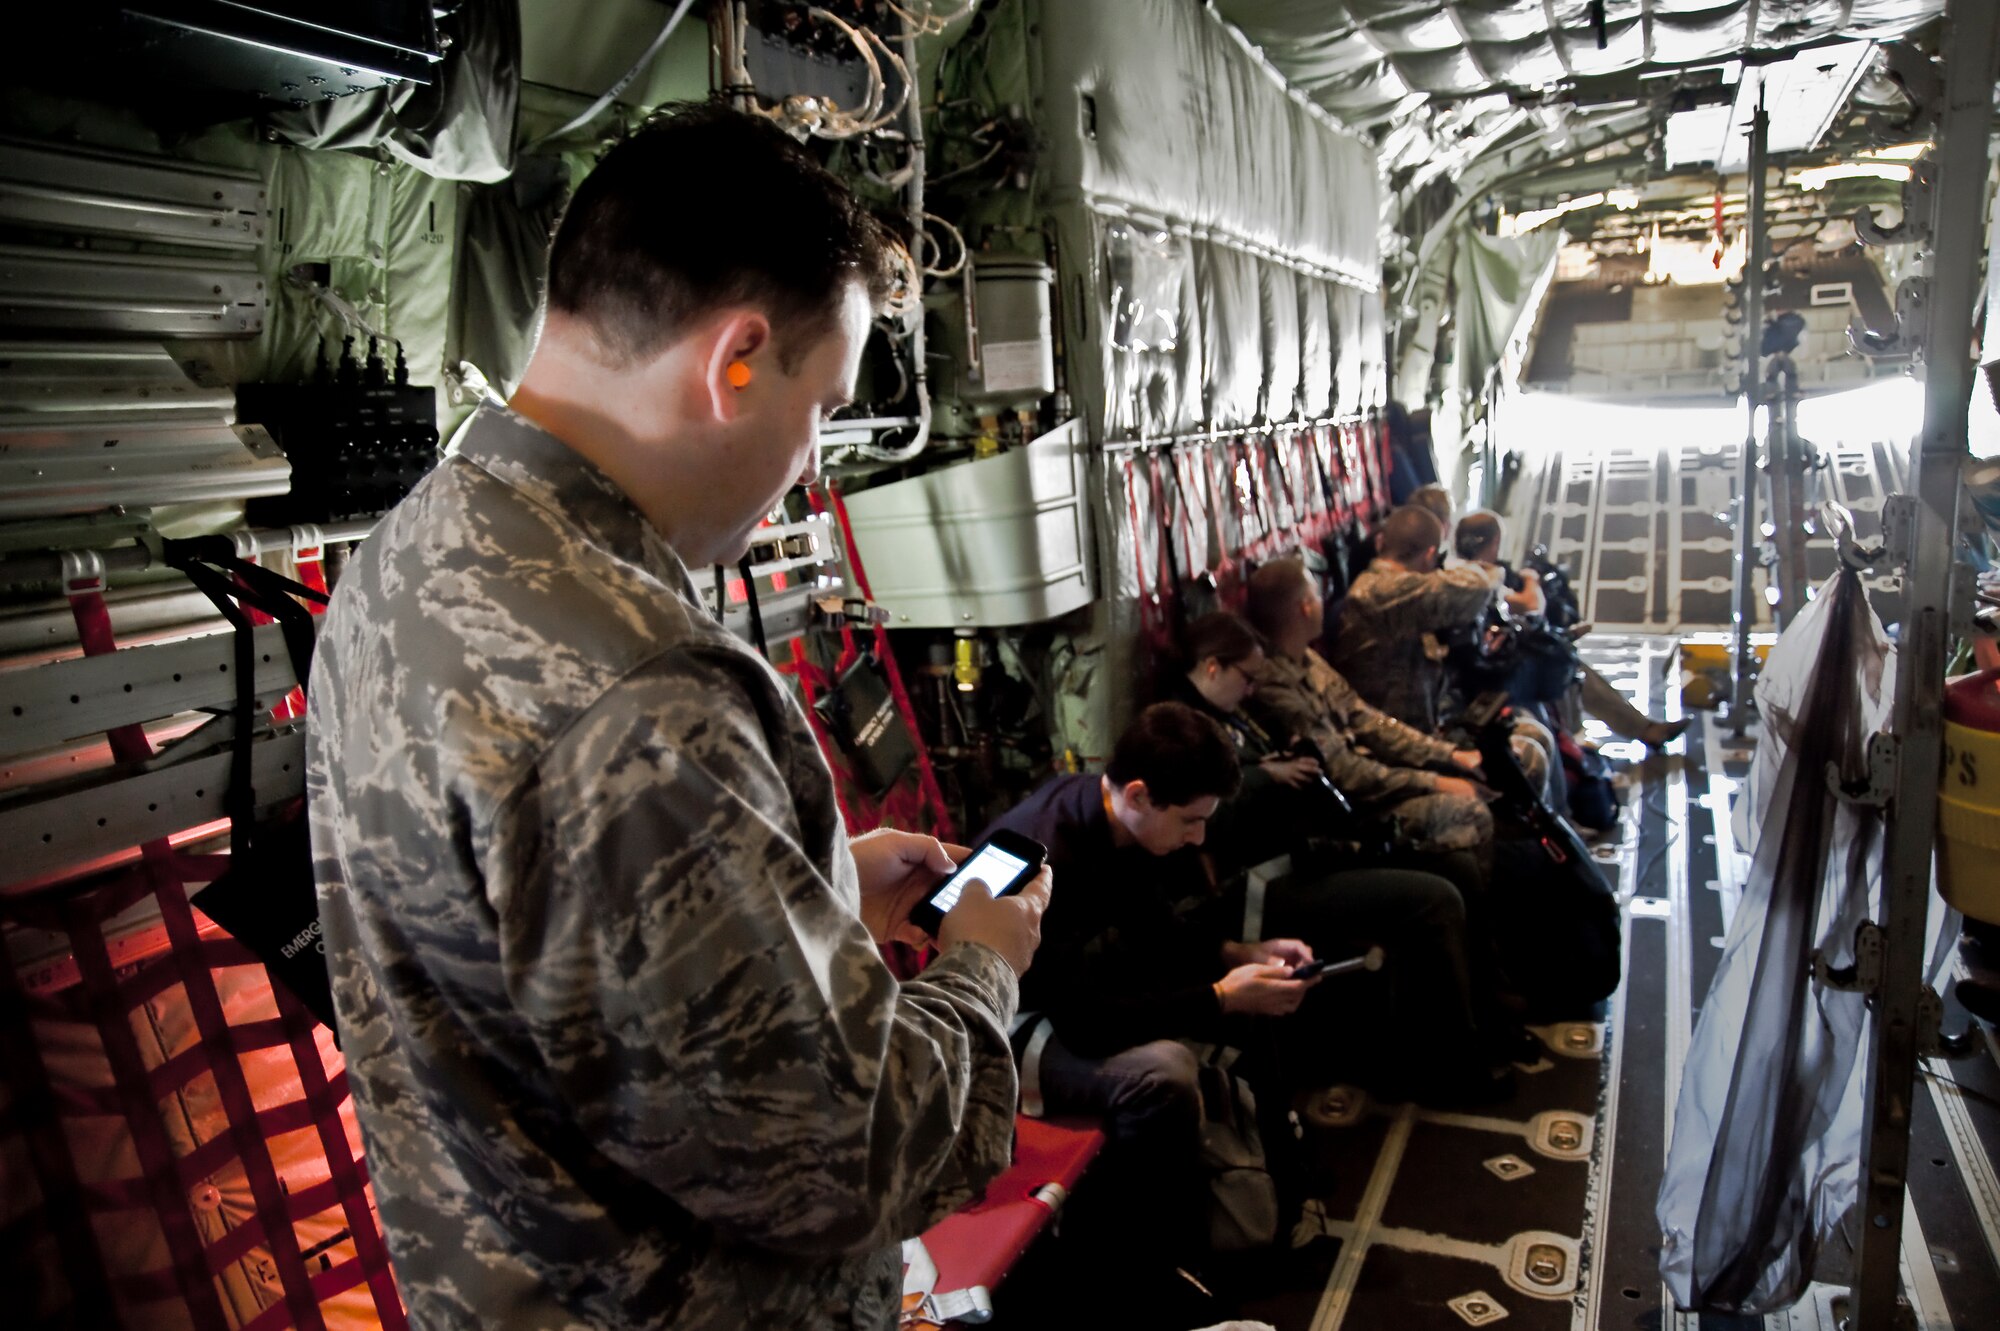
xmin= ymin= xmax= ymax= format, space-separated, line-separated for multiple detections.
xmin=0 ymin=519 xmax=375 ymax=589
xmin=1766 ymin=354 xmax=1811 ymax=627
xmin=1727 ymin=99 xmax=1769 ymax=737
xmin=855 ymin=21 xmax=932 ymax=463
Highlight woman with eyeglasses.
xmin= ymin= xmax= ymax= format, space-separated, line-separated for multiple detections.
xmin=1160 ymin=609 xmax=1531 ymax=1105
xmin=1170 ymin=612 xmax=1322 ymax=803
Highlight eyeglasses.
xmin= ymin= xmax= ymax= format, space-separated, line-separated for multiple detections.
xmin=1225 ymin=661 xmax=1258 ymax=690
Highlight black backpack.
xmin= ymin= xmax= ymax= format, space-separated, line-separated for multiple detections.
xmin=1466 ymin=698 xmax=1622 ymax=1017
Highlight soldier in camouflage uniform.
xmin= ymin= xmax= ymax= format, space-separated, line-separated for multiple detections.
xmin=1331 ymin=505 xmax=1555 ymax=795
xmin=307 ymin=107 xmax=1048 ymax=1330
xmin=1245 ymin=557 xmax=1494 ymax=853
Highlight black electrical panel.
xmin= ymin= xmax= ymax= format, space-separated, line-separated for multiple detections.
xmin=742 ymin=0 xmax=906 ymax=115
xmin=21 ymin=2 xmax=441 ymax=111
xmin=241 ymin=338 xmax=439 ymax=525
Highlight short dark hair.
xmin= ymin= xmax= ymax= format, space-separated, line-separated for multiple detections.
xmin=1409 ymin=484 xmax=1452 ymax=529
xmin=1245 ymin=557 xmax=1314 ymax=640
xmin=1184 ymin=612 xmax=1263 ymax=670
xmin=1380 ymin=505 xmax=1446 ymax=563
xmin=1106 ymin=702 xmax=1242 ymax=807
xmin=545 ymin=103 xmax=896 ymax=369
xmin=1455 ymin=510 xmax=1504 ymax=560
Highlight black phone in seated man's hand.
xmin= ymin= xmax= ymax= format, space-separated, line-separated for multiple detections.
xmin=907 ymin=829 xmax=1048 ymax=938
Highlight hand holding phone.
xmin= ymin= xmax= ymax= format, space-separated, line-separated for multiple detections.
xmin=906 ymin=830 xmax=1048 ymax=939
xmin=1289 ymin=946 xmax=1385 ymax=981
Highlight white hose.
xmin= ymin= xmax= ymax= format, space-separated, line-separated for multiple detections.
xmin=526 ymin=0 xmax=700 ymax=151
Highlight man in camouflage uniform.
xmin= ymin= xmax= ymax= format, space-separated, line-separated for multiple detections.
xmin=1331 ymin=506 xmax=1555 ymax=795
xmin=308 ymin=107 xmax=1048 ymax=1330
xmin=1245 ymin=557 xmax=1493 ymax=853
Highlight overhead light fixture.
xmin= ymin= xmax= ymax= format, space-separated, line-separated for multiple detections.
xmin=1791 ymin=162 xmax=1912 ymax=190
xmin=1505 ymin=192 xmax=1607 ymax=234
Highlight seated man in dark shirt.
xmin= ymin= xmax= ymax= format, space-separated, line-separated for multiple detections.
xmin=981 ymin=702 xmax=1515 ymax=1297
xmin=981 ymin=703 xmax=1320 ymax=1281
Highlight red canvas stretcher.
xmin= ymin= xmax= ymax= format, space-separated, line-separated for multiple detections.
xmin=906 ymin=1114 xmax=1105 ymax=1326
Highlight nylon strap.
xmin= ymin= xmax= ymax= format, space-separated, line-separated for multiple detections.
xmin=1017 ymin=1014 xmax=1056 ymax=1119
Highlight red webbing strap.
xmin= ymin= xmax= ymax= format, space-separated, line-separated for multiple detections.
xmin=1122 ymin=456 xmax=1148 ymax=603
xmin=1363 ymin=414 xmax=1390 ymax=520
xmin=272 ymin=981 xmax=406 ymax=1328
xmin=1312 ymin=425 xmax=1345 ymax=531
xmin=1173 ymin=444 xmax=1212 ymax=580
xmin=781 ymin=640 xmax=864 ymax=833
xmin=292 ymin=550 xmax=330 ymax=604
xmin=65 ymin=573 xmax=156 ymax=767
xmin=62 ymin=896 xmax=234 ymax=1328
xmin=0 ymin=938 xmax=120 ymax=1326
xmin=1146 ymin=453 xmax=1177 ymax=603
xmin=834 ymin=617 xmax=862 ymax=677
xmin=1122 ymin=457 xmax=1172 ymax=656
xmin=155 ymin=882 xmax=329 ymax=1331
xmin=241 ymin=1253 xmax=378 ymax=1328
xmin=70 ymin=542 xmax=343 ymax=1331
xmin=1215 ymin=440 xmax=1241 ymax=561
xmin=64 ymin=579 xmax=192 ymax=911
xmin=823 ymin=485 xmax=957 ymax=843
xmin=60 ymin=573 xmax=264 ymax=1320
xmin=1270 ymin=430 xmax=1311 ymax=545
xmin=1340 ymin=422 xmax=1367 ymax=529
xmin=870 ymin=619 xmax=955 ymax=840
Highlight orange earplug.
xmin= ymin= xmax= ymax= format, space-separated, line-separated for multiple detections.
xmin=726 ymin=360 xmax=753 ymax=389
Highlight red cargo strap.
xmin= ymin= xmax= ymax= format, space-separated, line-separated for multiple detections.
xmin=817 ymin=485 xmax=957 ymax=842
xmin=52 ymin=553 xmax=360 ymax=1330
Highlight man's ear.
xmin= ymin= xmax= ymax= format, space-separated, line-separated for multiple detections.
xmin=701 ymin=310 xmax=773 ymax=423
xmin=1122 ymin=779 xmax=1154 ymax=812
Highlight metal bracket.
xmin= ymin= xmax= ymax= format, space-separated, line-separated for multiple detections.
xmin=1947 ymin=559 xmax=1981 ymax=640
xmin=922 ymin=1285 xmax=993 ymax=1324
xmin=1880 ymin=41 xmax=1946 ymax=135
xmin=747 ymin=530 xmax=820 ymax=565
xmin=1829 ymin=731 xmax=1901 ymax=808
xmin=811 ymin=595 xmax=891 ymax=628
xmin=1853 ymin=154 xmax=1936 ymax=249
xmin=1879 ymin=494 xmax=1919 ymax=571
xmin=1916 ymin=986 xmax=1981 ymax=1059
xmin=1848 ymin=276 xmax=1929 ymax=358
xmin=1815 ymin=921 xmax=1885 ymax=993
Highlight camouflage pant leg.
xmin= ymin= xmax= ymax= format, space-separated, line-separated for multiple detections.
xmin=1386 ymin=789 xmax=1493 ymax=853
xmin=1508 ymin=715 xmax=1556 ymax=801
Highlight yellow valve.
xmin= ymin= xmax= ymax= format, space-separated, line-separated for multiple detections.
xmin=953 ymin=636 xmax=980 ymax=693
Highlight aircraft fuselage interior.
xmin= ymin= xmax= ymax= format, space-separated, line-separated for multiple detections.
xmin=4 ymin=3 xmax=2000 ymax=1330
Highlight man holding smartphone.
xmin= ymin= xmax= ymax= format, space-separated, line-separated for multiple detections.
xmin=308 ymin=107 xmax=1048 ymax=1330
xmin=979 ymin=703 xmax=1325 ymax=1305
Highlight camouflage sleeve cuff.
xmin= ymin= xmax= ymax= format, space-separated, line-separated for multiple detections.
xmin=924 ymin=941 xmax=1021 ymax=1029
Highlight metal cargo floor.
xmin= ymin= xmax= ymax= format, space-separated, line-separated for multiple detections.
xmin=993 ymin=638 xmax=2000 ymax=1329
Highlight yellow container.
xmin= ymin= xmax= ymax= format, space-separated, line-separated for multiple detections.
xmin=1941 ymin=669 xmax=2000 ymax=924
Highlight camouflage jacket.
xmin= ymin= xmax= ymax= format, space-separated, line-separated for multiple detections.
xmin=307 ymin=406 xmax=1020 ymax=1330
xmin=1246 ymin=649 xmax=1459 ymax=806
xmin=1328 ymin=562 xmax=1496 ymax=731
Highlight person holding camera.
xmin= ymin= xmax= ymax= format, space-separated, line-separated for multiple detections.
xmin=1453 ymin=511 xmax=1689 ymax=749
xmin=1332 ymin=506 xmax=1558 ymax=795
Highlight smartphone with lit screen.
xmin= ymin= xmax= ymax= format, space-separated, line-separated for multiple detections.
xmin=906 ymin=830 xmax=1047 ymax=938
